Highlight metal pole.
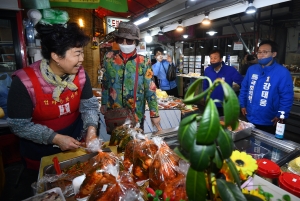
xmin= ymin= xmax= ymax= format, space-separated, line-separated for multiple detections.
xmin=227 ymin=17 xmax=251 ymax=54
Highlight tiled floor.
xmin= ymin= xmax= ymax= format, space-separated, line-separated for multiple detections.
xmin=0 ymin=161 xmax=38 ymax=201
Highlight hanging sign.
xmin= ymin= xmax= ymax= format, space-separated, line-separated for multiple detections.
xmin=105 ymin=16 xmax=129 ymax=34
xmin=49 ymin=0 xmax=128 ymax=12
xmin=233 ymin=42 xmax=243 ymax=50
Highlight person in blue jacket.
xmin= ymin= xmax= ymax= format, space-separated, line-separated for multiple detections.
xmin=152 ymin=47 xmax=178 ymax=97
xmin=239 ymin=40 xmax=294 ymax=134
xmin=203 ymin=49 xmax=244 ymax=116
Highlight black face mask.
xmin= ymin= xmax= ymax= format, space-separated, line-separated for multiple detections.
xmin=211 ymin=62 xmax=221 ymax=68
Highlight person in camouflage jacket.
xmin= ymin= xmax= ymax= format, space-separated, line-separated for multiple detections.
xmin=101 ymin=21 xmax=161 ymax=131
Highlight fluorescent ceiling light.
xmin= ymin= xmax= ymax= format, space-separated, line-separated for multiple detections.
xmin=200 ymin=46 xmax=204 ymax=48
xmin=206 ymin=31 xmax=217 ymax=36
xmin=245 ymin=1 xmax=257 ymax=14
xmin=145 ymin=35 xmax=152 ymax=43
xmin=228 ymin=44 xmax=232 ymax=47
xmin=134 ymin=15 xmax=149 ymax=26
xmin=183 ymin=34 xmax=188 ymax=38
xmin=145 ymin=30 xmax=152 ymax=43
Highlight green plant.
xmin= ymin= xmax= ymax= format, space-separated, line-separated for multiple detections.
xmin=146 ymin=187 xmax=185 ymax=201
xmin=175 ymin=77 xmax=263 ymax=201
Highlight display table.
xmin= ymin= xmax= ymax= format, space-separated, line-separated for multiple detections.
xmin=176 ymin=74 xmax=201 ymax=98
xmin=99 ymin=99 xmax=200 ymax=142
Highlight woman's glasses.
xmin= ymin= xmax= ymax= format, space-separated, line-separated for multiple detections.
xmin=116 ymin=38 xmax=134 ymax=45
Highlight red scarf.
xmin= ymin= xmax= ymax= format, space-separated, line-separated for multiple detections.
xmin=121 ymin=49 xmax=137 ymax=63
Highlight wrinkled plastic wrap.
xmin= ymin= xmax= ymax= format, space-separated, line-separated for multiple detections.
xmin=86 ymin=168 xmax=143 ymax=201
xmin=36 ymin=172 xmax=74 ymax=197
xmin=149 ymin=137 xmax=188 ymax=201
xmin=38 ymin=146 xmax=119 ymax=197
xmin=123 ymin=128 xmax=146 ymax=171
xmin=81 ymin=128 xmax=102 ymax=153
xmin=109 ymin=123 xmax=143 ymax=153
xmin=132 ymin=137 xmax=158 ymax=182
xmin=75 ymin=152 xmax=120 ymax=199
xmin=230 ymin=120 xmax=255 ymax=133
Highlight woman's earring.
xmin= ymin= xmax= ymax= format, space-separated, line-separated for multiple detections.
xmin=56 ymin=62 xmax=60 ymax=66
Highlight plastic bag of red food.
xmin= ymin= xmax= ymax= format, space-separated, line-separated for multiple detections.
xmin=75 ymin=151 xmax=120 ymax=199
xmin=109 ymin=123 xmax=131 ymax=146
xmin=109 ymin=122 xmax=144 ymax=153
xmin=132 ymin=137 xmax=158 ymax=182
xmin=36 ymin=172 xmax=74 ymax=197
xmin=149 ymin=136 xmax=189 ymax=201
xmin=123 ymin=128 xmax=146 ymax=171
xmin=76 ymin=164 xmax=143 ymax=201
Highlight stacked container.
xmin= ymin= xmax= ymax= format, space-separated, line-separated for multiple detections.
xmin=278 ymin=172 xmax=300 ymax=197
xmin=256 ymin=159 xmax=281 ymax=185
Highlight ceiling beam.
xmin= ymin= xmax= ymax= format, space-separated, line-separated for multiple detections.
xmin=140 ymin=0 xmax=291 ymax=38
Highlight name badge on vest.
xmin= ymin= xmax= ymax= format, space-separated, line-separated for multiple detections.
xmin=59 ymin=103 xmax=71 ymax=116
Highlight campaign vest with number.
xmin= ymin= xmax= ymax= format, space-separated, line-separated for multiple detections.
xmin=13 ymin=61 xmax=85 ymax=131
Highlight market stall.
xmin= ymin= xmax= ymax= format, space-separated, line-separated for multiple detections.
xmin=24 ymin=123 xmax=300 ymax=201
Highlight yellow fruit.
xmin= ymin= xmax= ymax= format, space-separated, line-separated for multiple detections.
xmin=0 ymin=107 xmax=4 ymax=119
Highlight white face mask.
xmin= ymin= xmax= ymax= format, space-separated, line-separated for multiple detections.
xmin=119 ymin=44 xmax=136 ymax=54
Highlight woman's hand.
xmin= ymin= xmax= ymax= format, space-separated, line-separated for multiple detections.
xmin=85 ymin=126 xmax=98 ymax=144
xmin=151 ymin=117 xmax=162 ymax=131
xmin=100 ymin=105 xmax=107 ymax=115
xmin=52 ymin=134 xmax=81 ymax=151
xmin=85 ymin=126 xmax=101 ymax=152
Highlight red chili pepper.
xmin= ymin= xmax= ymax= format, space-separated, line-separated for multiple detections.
xmin=170 ymin=196 xmax=176 ymax=201
xmin=146 ymin=187 xmax=156 ymax=196
xmin=163 ymin=192 xmax=168 ymax=200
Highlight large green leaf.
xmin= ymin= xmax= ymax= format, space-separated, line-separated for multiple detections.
xmin=216 ymin=127 xmax=234 ymax=159
xmin=213 ymin=147 xmax=224 ymax=170
xmin=183 ymin=77 xmax=212 ymax=105
xmin=221 ymin=82 xmax=240 ymax=130
xmin=226 ymin=158 xmax=241 ymax=187
xmin=178 ymin=114 xmax=198 ymax=152
xmin=190 ymin=142 xmax=216 ymax=171
xmin=216 ymin=179 xmax=247 ymax=201
xmin=186 ymin=167 xmax=207 ymax=201
xmin=173 ymin=147 xmax=189 ymax=161
xmin=196 ymin=99 xmax=220 ymax=144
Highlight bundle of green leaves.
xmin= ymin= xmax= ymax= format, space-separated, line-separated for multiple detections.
xmin=175 ymin=77 xmax=263 ymax=201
